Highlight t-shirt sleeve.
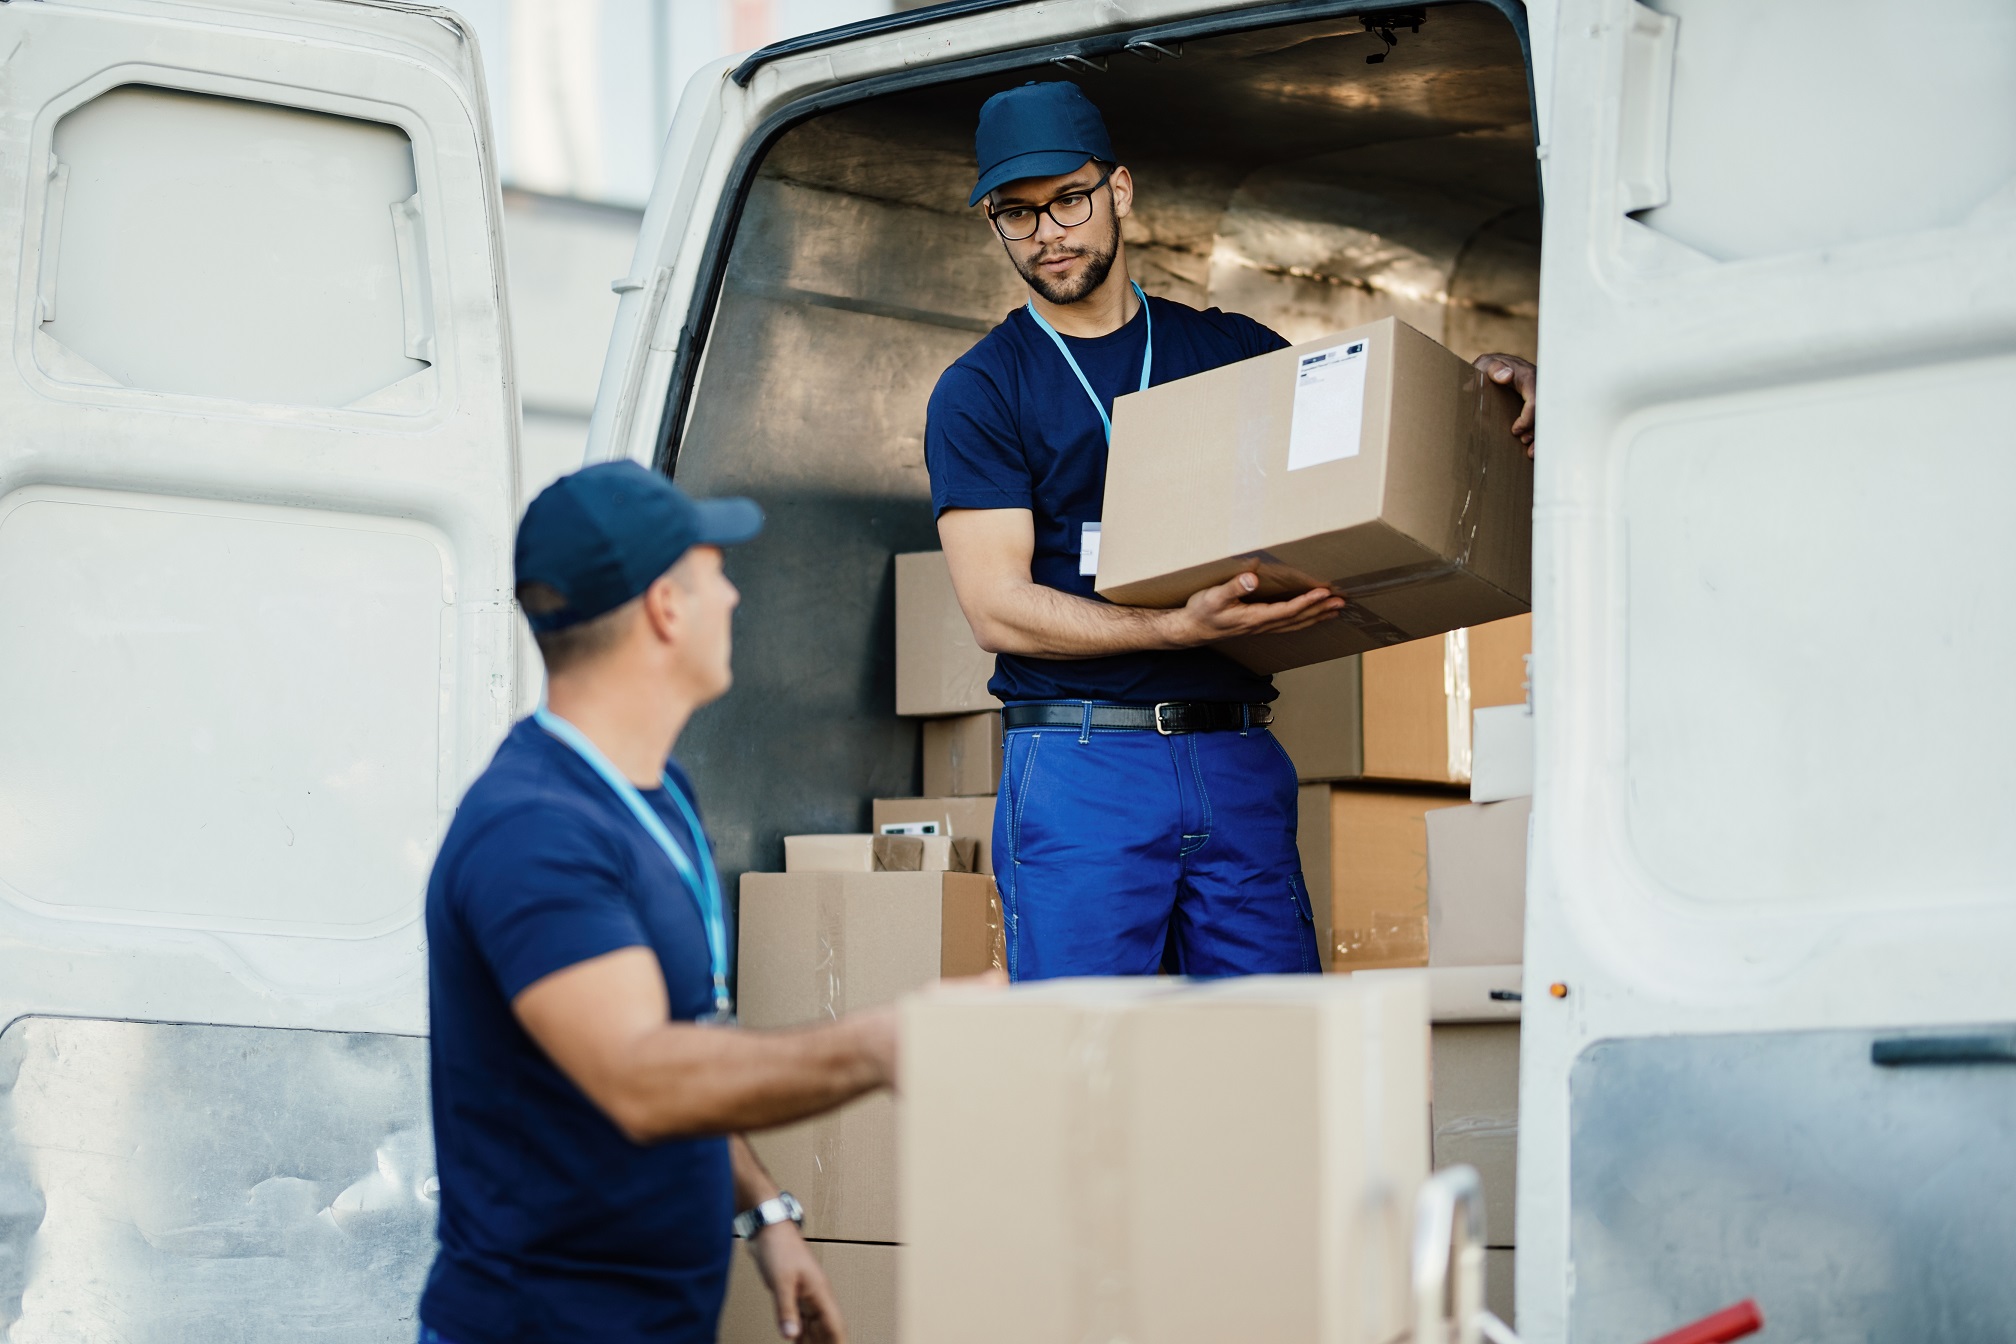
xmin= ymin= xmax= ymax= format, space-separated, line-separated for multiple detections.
xmin=451 ymin=806 xmax=651 ymax=1000
xmin=1204 ymin=307 xmax=1292 ymax=359
xmin=925 ymin=360 xmax=1031 ymax=516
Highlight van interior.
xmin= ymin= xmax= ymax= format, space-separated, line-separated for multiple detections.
xmin=667 ymin=1 xmax=1540 ymax=893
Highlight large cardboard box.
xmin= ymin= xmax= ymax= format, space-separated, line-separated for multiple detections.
xmin=895 ymin=551 xmax=998 ymax=716
xmin=738 ymin=871 xmax=997 ymax=1242
xmin=1327 ymin=787 xmax=1469 ymax=971
xmin=901 ymin=974 xmax=1429 ymax=1344
xmin=1426 ymin=798 xmax=1530 ymax=967
xmin=1431 ymin=1022 xmax=1519 ymax=1248
xmin=1096 ymin=317 xmax=1532 ymax=674
xmin=720 ymin=1240 xmax=896 ymax=1344
xmin=921 ymin=709 xmax=1001 ymax=796
xmin=1272 ymin=614 xmax=1531 ymax=785
xmin=872 ymin=795 xmax=998 ymax=875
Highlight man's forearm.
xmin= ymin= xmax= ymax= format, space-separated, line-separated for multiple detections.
xmin=974 ymin=579 xmax=1194 ymax=658
xmin=730 ymin=1134 xmax=780 ymax=1211
xmin=614 ymin=1014 xmax=889 ymax=1143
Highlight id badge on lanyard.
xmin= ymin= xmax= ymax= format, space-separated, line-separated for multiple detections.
xmin=534 ymin=707 xmax=734 ymax=1023
xmin=1029 ymin=282 xmax=1151 ymax=586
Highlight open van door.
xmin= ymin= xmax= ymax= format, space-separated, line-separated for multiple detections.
xmin=1520 ymin=2 xmax=2016 ymax=1340
xmin=587 ymin=0 xmax=1541 ymax=894
xmin=0 ymin=0 xmax=514 ymax=1329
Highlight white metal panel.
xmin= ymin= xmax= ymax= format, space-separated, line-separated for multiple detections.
xmin=1520 ymin=1 xmax=2016 ymax=1337
xmin=0 ymin=0 xmax=518 ymax=1036
xmin=44 ymin=86 xmax=430 ymax=407
xmin=0 ymin=488 xmax=450 ymax=937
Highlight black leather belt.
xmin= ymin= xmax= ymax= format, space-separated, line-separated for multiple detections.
xmin=1001 ymin=701 xmax=1274 ymax=736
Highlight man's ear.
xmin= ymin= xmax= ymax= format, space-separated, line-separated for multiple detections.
xmin=1109 ymin=165 xmax=1134 ymax=221
xmin=639 ymin=573 xmax=683 ymax=646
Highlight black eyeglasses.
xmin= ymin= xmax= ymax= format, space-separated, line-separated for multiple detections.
xmin=986 ymin=166 xmax=1114 ymax=241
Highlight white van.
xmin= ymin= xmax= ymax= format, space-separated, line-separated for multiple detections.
xmin=2 ymin=0 xmax=2010 ymax=1338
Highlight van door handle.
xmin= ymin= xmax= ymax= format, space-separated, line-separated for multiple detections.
xmin=1871 ymin=1031 xmax=2016 ymax=1066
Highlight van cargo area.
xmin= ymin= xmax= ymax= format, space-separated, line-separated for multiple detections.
xmin=665 ymin=2 xmax=1540 ymax=889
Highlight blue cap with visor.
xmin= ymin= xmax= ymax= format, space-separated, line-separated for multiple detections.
xmin=515 ymin=461 xmax=763 ymax=633
xmin=968 ymin=80 xmax=1115 ymax=207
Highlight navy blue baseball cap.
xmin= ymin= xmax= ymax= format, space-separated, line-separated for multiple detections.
xmin=969 ymin=81 xmax=1115 ymax=207
xmin=514 ymin=461 xmax=763 ymax=633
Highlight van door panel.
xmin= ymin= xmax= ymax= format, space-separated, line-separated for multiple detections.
xmin=1523 ymin=1 xmax=2016 ymax=1336
xmin=0 ymin=1 xmax=514 ymax=1036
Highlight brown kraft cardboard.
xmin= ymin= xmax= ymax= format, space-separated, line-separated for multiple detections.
xmin=1097 ymin=317 xmax=1532 ymax=674
xmin=1327 ymin=786 xmax=1469 ymax=970
xmin=895 ymin=551 xmax=999 ymax=716
xmin=1272 ymin=613 xmax=1531 ymax=784
xmin=900 ymin=974 xmax=1429 ymax=1344
xmin=736 ymin=871 xmax=997 ymax=1243
xmin=871 ymin=795 xmax=998 ymax=875
xmin=920 ymin=710 xmax=1002 ymax=796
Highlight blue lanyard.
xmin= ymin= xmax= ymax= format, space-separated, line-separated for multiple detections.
xmin=1025 ymin=280 xmax=1153 ymax=442
xmin=533 ymin=707 xmax=733 ymax=1023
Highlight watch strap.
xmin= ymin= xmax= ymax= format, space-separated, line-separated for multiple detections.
xmin=734 ymin=1191 xmax=804 ymax=1239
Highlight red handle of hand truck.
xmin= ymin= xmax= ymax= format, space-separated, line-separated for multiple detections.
xmin=1641 ymin=1299 xmax=1764 ymax=1344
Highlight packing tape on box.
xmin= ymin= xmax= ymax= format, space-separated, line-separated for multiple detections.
xmin=1444 ymin=627 xmax=1473 ymax=783
xmin=1334 ymin=911 xmax=1429 ymax=968
xmin=1067 ymin=1006 xmax=1131 ymax=1341
xmin=1326 ymin=372 xmax=1511 ymax=640
xmin=815 ymin=889 xmax=846 ymax=1022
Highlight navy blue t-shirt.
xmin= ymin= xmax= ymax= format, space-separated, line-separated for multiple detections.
xmin=421 ymin=718 xmax=733 ymax=1344
xmin=925 ymin=295 xmax=1290 ymax=704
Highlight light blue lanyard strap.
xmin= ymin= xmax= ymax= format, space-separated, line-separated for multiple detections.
xmin=1025 ymin=279 xmax=1153 ymax=442
xmin=533 ymin=707 xmax=733 ymax=1022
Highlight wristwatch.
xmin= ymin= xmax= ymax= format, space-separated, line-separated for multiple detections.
xmin=733 ymin=1191 xmax=805 ymax=1240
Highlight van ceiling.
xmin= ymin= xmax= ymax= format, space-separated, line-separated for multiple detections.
xmin=672 ymin=2 xmax=1536 ymax=893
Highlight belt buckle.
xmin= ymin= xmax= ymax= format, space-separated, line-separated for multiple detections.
xmin=1153 ymin=702 xmax=1179 ymax=736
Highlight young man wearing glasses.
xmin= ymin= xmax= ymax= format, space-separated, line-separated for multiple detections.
xmin=925 ymin=81 xmax=1537 ymax=982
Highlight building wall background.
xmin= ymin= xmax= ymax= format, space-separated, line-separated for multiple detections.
xmin=465 ymin=0 xmax=901 ymax=497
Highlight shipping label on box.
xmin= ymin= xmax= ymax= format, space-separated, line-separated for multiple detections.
xmin=1096 ymin=317 xmax=1531 ymax=674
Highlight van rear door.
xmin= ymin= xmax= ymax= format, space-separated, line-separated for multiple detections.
xmin=0 ymin=0 xmax=513 ymax=1328
xmin=1522 ymin=2 xmax=2016 ymax=1339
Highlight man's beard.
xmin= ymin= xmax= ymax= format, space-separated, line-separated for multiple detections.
xmin=1012 ymin=212 xmax=1120 ymax=305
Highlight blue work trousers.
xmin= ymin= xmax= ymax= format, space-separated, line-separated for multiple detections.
xmin=992 ymin=711 xmax=1321 ymax=980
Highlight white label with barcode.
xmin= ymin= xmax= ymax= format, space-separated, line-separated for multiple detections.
xmin=1286 ymin=340 xmax=1369 ymax=471
xmin=1079 ymin=521 xmax=1102 ymax=577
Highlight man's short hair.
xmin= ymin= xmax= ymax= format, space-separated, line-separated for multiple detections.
xmin=518 ymin=581 xmax=636 ymax=673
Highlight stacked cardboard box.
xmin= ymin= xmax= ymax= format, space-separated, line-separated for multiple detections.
xmin=900 ymin=973 xmax=1429 ymax=1343
xmin=723 ymin=866 xmax=999 ymax=1343
xmin=894 ymin=551 xmax=1003 ymax=796
xmin=1271 ymin=613 xmax=1529 ymax=974
xmin=1270 ymin=613 xmax=1530 ymax=787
